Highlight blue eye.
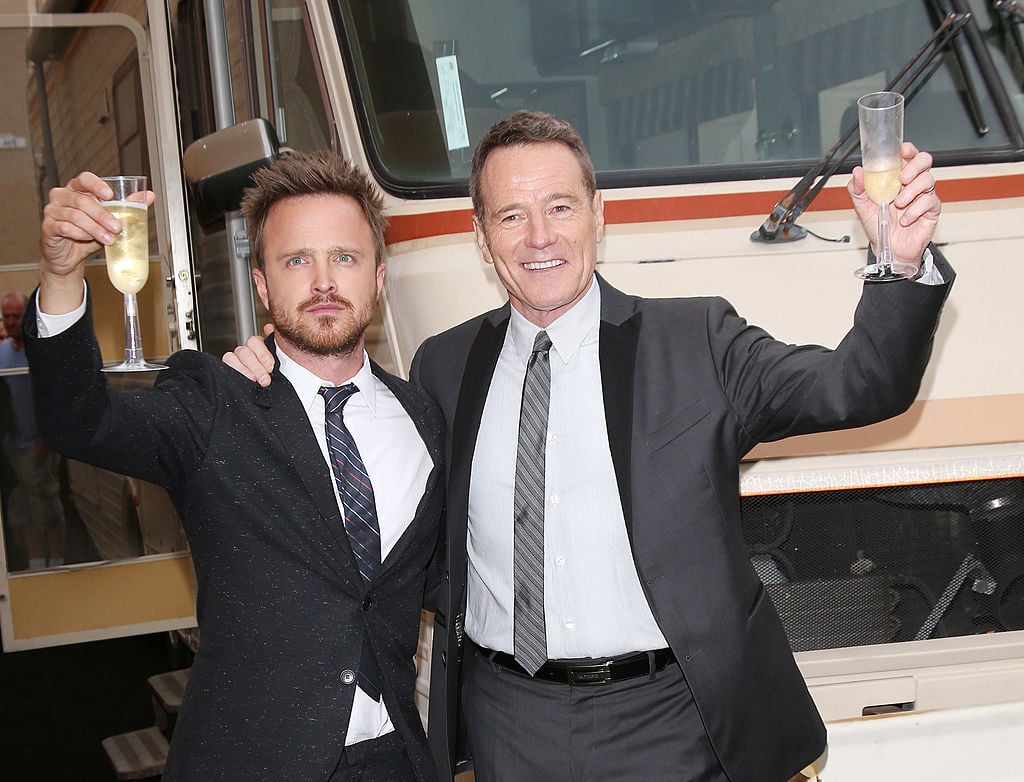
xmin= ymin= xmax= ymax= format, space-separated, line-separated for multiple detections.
xmin=286 ymin=256 xmax=304 ymax=266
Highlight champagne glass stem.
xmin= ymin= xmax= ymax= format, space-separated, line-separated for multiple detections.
xmin=877 ymin=201 xmax=894 ymax=275
xmin=122 ymin=292 xmax=145 ymax=366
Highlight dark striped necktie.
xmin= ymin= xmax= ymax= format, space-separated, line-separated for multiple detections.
xmin=321 ymin=384 xmax=381 ymax=583
xmin=320 ymin=383 xmax=382 ymax=701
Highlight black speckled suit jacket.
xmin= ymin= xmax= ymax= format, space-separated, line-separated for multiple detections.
xmin=25 ymin=294 xmax=444 ymax=782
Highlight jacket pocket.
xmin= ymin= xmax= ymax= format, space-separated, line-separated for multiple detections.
xmin=646 ymin=398 xmax=711 ymax=452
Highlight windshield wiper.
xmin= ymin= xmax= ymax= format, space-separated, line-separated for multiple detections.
xmin=994 ymin=0 xmax=1024 ymax=86
xmin=751 ymin=12 xmax=973 ymax=244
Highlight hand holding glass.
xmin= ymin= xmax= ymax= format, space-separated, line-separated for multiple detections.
xmin=855 ymin=92 xmax=917 ymax=282
xmin=100 ymin=175 xmax=167 ymax=372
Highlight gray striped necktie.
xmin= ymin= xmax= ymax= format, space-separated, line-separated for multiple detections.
xmin=513 ymin=330 xmax=553 ymax=676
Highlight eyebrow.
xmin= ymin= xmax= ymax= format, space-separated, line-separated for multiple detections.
xmin=489 ymin=190 xmax=584 ymax=217
xmin=272 ymin=245 xmax=362 ymax=261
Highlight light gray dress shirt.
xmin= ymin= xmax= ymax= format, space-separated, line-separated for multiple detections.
xmin=467 ymin=280 xmax=670 ymax=660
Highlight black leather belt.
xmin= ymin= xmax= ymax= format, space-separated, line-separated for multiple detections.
xmin=477 ymin=645 xmax=676 ymax=685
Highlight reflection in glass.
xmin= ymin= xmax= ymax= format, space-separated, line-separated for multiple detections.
xmin=333 ymin=0 xmax=1024 ymax=188
xmin=1 ymin=294 xmax=67 ymax=571
xmin=0 ymin=22 xmax=187 ymax=574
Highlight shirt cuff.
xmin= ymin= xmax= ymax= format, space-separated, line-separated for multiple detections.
xmin=915 ymin=246 xmax=944 ymax=286
xmin=36 ymin=280 xmax=88 ymax=337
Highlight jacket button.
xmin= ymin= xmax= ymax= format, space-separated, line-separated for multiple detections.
xmin=341 ymin=669 xmax=356 ymax=685
xmin=362 ymin=596 xmax=372 ymax=610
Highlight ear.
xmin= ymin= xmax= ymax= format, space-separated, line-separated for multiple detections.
xmin=593 ymin=190 xmax=606 ymax=244
xmin=472 ymin=215 xmax=494 ymax=265
xmin=375 ymin=262 xmax=386 ymax=299
xmin=252 ymin=268 xmax=270 ymax=311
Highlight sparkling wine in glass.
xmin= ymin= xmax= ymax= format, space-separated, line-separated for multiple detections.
xmin=854 ymin=92 xmax=917 ymax=282
xmin=100 ymin=175 xmax=168 ymax=372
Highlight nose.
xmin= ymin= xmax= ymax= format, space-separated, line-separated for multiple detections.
xmin=310 ymin=259 xmax=336 ymax=294
xmin=525 ymin=214 xmax=556 ymax=249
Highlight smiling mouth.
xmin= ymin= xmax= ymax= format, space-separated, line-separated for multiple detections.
xmin=523 ymin=259 xmax=565 ymax=271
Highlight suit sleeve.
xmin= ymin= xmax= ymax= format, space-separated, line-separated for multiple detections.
xmin=24 ymin=290 xmax=213 ymax=490
xmin=714 ymin=247 xmax=954 ymax=449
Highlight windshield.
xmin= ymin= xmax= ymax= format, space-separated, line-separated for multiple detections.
xmin=331 ymin=0 xmax=1024 ymax=195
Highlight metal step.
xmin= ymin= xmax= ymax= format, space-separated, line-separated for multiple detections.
xmin=147 ymin=668 xmax=190 ymax=733
xmin=101 ymin=726 xmax=168 ymax=780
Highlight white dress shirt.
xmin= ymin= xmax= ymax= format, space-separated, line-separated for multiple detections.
xmin=467 ymin=281 xmax=669 ymax=659
xmin=37 ymin=284 xmax=432 ymax=745
xmin=277 ymin=347 xmax=431 ymax=745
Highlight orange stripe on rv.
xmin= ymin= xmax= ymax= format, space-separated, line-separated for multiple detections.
xmin=385 ymin=173 xmax=1024 ymax=244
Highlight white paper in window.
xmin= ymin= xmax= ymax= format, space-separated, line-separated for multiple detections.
xmin=435 ymin=54 xmax=470 ymax=152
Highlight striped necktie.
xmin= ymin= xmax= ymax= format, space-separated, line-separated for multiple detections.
xmin=321 ymin=384 xmax=381 ymax=583
xmin=320 ymin=384 xmax=382 ymax=701
xmin=513 ymin=330 xmax=553 ymax=676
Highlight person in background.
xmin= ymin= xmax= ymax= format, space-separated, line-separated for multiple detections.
xmin=26 ymin=152 xmax=444 ymax=782
xmin=1 ymin=292 xmax=66 ymax=570
xmin=227 ymin=111 xmax=953 ymax=782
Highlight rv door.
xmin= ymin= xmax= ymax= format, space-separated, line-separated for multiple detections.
xmin=0 ymin=4 xmax=198 ymax=651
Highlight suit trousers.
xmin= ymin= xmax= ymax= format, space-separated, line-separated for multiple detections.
xmin=329 ymin=731 xmax=416 ymax=782
xmin=462 ymin=644 xmax=729 ymax=782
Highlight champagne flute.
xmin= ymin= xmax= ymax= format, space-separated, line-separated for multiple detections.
xmin=854 ymin=92 xmax=917 ymax=282
xmin=99 ymin=175 xmax=168 ymax=372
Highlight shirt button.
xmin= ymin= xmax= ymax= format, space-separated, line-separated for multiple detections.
xmin=362 ymin=596 xmax=372 ymax=611
xmin=550 ymin=494 xmax=560 ymax=505
xmin=341 ymin=669 xmax=356 ymax=685
xmin=555 ymin=556 xmax=566 ymax=568
xmin=565 ymin=620 xmax=576 ymax=631
xmin=547 ymin=431 xmax=556 ymax=444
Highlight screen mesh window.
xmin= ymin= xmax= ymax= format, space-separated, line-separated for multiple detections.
xmin=742 ymin=476 xmax=1024 ymax=653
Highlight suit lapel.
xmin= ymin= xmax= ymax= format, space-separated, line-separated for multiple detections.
xmin=252 ymin=338 xmax=365 ymax=591
xmin=373 ymin=362 xmax=443 ymax=579
xmin=597 ymin=277 xmax=642 ymax=538
xmin=449 ymin=309 xmax=510 ymax=571
xmin=375 ymin=359 xmax=443 ymax=468
xmin=254 ymin=368 xmax=360 ymax=568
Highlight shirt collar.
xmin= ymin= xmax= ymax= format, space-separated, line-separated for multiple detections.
xmin=509 ymin=275 xmax=601 ymax=366
xmin=276 ymin=346 xmax=378 ymax=417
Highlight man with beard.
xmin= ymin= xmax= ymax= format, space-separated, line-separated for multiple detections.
xmin=24 ymin=152 xmax=445 ymax=782
xmin=227 ymin=114 xmax=951 ymax=782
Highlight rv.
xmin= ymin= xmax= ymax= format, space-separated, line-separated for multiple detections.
xmin=1 ymin=0 xmax=1023 ymax=778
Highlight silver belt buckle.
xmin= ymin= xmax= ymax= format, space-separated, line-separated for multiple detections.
xmin=567 ymin=662 xmax=613 ymax=685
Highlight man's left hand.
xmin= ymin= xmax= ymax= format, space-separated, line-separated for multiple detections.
xmin=849 ymin=142 xmax=941 ymax=265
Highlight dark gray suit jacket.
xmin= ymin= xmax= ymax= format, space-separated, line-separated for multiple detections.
xmin=25 ymin=295 xmax=444 ymax=782
xmin=412 ymin=255 xmax=954 ymax=782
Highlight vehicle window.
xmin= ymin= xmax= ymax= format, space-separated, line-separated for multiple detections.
xmin=112 ymin=52 xmax=151 ymax=181
xmin=332 ymin=0 xmax=1024 ymax=192
xmin=266 ymin=0 xmax=333 ymax=151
